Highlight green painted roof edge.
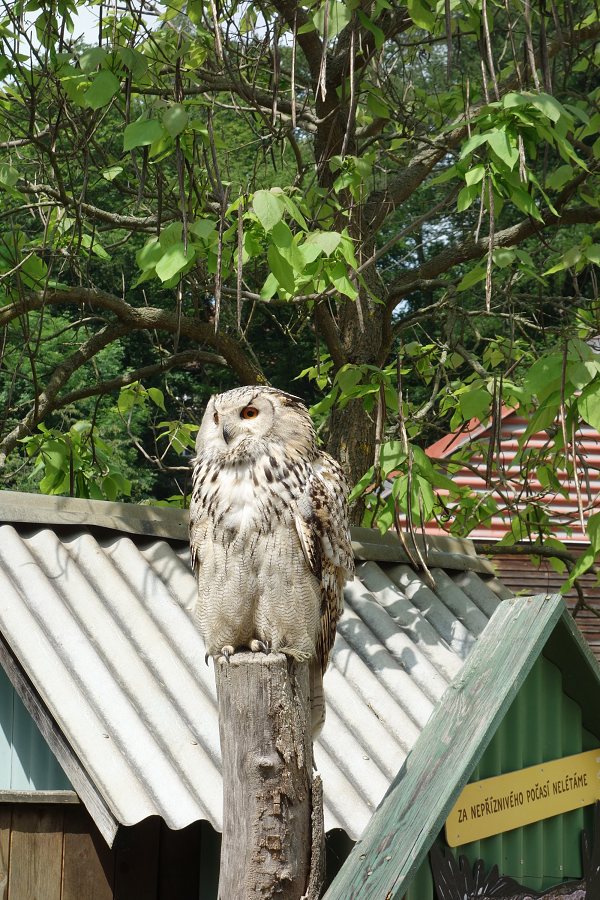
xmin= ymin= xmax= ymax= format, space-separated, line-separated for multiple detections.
xmin=0 ymin=490 xmax=492 ymax=572
xmin=324 ymin=593 xmax=566 ymax=900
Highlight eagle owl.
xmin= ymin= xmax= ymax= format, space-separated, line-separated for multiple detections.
xmin=189 ymin=386 xmax=354 ymax=731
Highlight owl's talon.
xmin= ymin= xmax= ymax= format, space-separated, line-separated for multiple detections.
xmin=219 ymin=645 xmax=235 ymax=663
xmin=250 ymin=639 xmax=271 ymax=655
xmin=204 ymin=652 xmax=210 ymax=666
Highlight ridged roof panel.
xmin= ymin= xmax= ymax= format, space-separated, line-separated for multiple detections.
xmin=0 ymin=493 xmax=510 ymax=842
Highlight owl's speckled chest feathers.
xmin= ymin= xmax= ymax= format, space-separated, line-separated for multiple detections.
xmin=191 ymin=444 xmax=312 ymax=539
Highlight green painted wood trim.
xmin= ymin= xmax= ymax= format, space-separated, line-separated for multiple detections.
xmin=323 ymin=594 xmax=565 ymax=900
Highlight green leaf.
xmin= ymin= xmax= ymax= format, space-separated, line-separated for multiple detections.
xmin=569 ymin=360 xmax=599 ymax=390
xmin=578 ymin=383 xmax=600 ymax=431
xmin=267 ymin=243 xmax=295 ymax=293
xmin=544 ymin=245 xmax=582 ymax=275
xmin=336 ymin=365 xmax=363 ymax=395
xmin=465 ymin=164 xmax=485 ymax=187
xmin=529 ymin=92 xmax=566 ymax=124
xmin=79 ymin=47 xmax=107 ymax=74
xmin=102 ymin=165 xmax=123 ymax=181
xmin=259 ymin=272 xmax=279 ymax=300
xmin=492 ymin=247 xmax=515 ymax=268
xmin=253 ymin=190 xmax=285 ymax=232
xmin=84 ymin=69 xmax=120 ymax=109
xmin=189 ymin=219 xmax=216 ymax=240
xmin=155 ymin=242 xmax=195 ymax=282
xmin=457 ymin=265 xmax=486 ymax=291
xmin=510 ymin=187 xmax=543 ymax=222
xmin=356 ymin=9 xmax=385 ymax=48
xmin=163 ymin=104 xmax=188 ymax=138
xmin=459 ymin=388 xmax=491 ymax=420
xmin=0 ymin=163 xmax=18 ymax=187
xmin=123 ymin=119 xmax=164 ymax=151
xmin=520 ymin=392 xmax=561 ymax=443
xmin=305 ymin=231 xmax=341 ymax=257
xmin=459 ymin=133 xmax=489 ymax=159
xmin=118 ymin=46 xmax=148 ymax=78
xmin=281 ymin=195 xmax=308 ymax=230
xmin=585 ymin=244 xmax=600 ymax=265
xmin=148 ymin=387 xmax=166 ymax=411
xmin=486 ymin=129 xmax=519 ymax=169
xmin=79 ymin=234 xmax=110 ymax=260
xmin=313 ymin=0 xmax=352 ymax=38
xmin=545 ymin=165 xmax=574 ymax=190
xmin=137 ymin=237 xmax=163 ymax=272
xmin=159 ymin=222 xmax=184 ymax=248
xmin=524 ymin=353 xmax=562 ymax=398
xmin=457 ymin=184 xmax=478 ymax=212
xmin=328 ymin=260 xmax=358 ymax=299
xmin=406 ymin=0 xmax=435 ymax=30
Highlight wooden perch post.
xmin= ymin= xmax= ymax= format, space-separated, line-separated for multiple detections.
xmin=215 ymin=652 xmax=324 ymax=900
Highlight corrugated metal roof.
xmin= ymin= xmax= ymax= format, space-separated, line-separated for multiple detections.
xmin=425 ymin=407 xmax=600 ymax=543
xmin=0 ymin=491 xmax=513 ymax=846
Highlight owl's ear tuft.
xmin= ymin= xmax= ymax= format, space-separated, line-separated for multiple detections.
xmin=277 ymin=391 xmax=306 ymax=409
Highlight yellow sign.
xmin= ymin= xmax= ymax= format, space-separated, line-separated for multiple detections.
xmin=445 ymin=748 xmax=600 ymax=847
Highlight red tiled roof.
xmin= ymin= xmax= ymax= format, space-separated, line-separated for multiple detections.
xmin=395 ymin=406 xmax=600 ymax=659
xmin=425 ymin=407 xmax=600 ymax=543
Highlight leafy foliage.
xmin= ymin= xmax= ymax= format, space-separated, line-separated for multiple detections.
xmin=0 ymin=0 xmax=599 ymax=589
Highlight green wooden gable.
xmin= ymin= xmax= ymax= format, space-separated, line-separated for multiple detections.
xmin=324 ymin=594 xmax=600 ymax=899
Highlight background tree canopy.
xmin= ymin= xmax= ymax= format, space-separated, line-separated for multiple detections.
xmin=0 ymin=0 xmax=599 ymax=581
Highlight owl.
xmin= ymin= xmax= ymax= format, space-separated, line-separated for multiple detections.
xmin=189 ymin=386 xmax=354 ymax=731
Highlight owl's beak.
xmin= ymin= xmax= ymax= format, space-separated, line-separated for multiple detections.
xmin=222 ymin=423 xmax=233 ymax=444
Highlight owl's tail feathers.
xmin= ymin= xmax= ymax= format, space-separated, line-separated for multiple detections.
xmin=310 ymin=660 xmax=326 ymax=737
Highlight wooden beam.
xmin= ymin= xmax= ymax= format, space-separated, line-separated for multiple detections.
xmin=0 ymin=790 xmax=79 ymax=805
xmin=1 ymin=492 xmax=492 ymax=572
xmin=323 ymin=594 xmax=565 ymax=900
xmin=0 ymin=633 xmax=119 ymax=847
xmin=215 ymin=652 xmax=323 ymax=900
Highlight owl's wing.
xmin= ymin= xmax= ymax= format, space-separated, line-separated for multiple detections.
xmin=294 ymin=450 xmax=354 ymax=673
xmin=189 ymin=456 xmax=209 ymax=574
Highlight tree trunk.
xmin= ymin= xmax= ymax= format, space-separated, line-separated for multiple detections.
xmin=326 ymin=294 xmax=391 ymax=523
xmin=215 ymin=652 xmax=324 ymax=900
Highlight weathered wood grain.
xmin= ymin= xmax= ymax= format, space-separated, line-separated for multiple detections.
xmin=0 ymin=807 xmax=11 ymax=900
xmin=215 ymin=652 xmax=321 ymax=900
xmin=8 ymin=805 xmax=63 ymax=900
xmin=324 ymin=594 xmax=564 ymax=900
xmin=62 ymin=805 xmax=114 ymax=900
xmin=0 ymin=791 xmax=78 ymax=805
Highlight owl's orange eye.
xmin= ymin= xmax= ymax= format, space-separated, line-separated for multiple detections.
xmin=240 ymin=406 xmax=259 ymax=420
xmin=213 ymin=412 xmax=219 ymax=424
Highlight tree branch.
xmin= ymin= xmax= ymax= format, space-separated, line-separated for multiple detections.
xmin=386 ymin=206 xmax=600 ymax=306
xmin=2 ymin=288 xmax=266 ymax=383
xmin=58 ymin=349 xmax=226 ymax=407
xmin=0 ymin=322 xmax=131 ymax=465
xmin=19 ymin=182 xmax=165 ymax=231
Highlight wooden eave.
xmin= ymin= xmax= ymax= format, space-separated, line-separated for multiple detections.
xmin=0 ymin=490 xmax=489 ymax=571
